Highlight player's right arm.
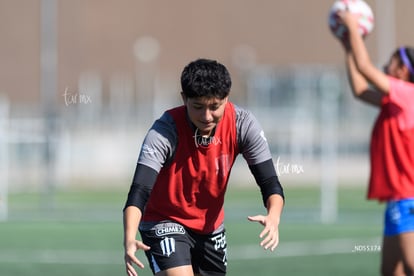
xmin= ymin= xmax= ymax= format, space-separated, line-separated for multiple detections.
xmin=123 ymin=112 xmax=177 ymax=276
xmin=124 ymin=206 xmax=150 ymax=276
xmin=123 ymin=164 xmax=160 ymax=276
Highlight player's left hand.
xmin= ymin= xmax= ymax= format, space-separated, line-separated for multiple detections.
xmin=247 ymin=215 xmax=279 ymax=251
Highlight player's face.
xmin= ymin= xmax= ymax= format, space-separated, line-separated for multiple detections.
xmin=384 ymin=56 xmax=407 ymax=80
xmin=384 ymin=56 xmax=398 ymax=76
xmin=182 ymin=95 xmax=228 ymax=136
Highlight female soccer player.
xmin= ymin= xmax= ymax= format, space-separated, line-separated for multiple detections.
xmin=337 ymin=11 xmax=414 ymax=276
xmin=123 ymin=58 xmax=285 ymax=276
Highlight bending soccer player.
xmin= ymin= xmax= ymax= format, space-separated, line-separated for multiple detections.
xmin=123 ymin=58 xmax=285 ymax=276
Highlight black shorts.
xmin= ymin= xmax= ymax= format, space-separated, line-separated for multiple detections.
xmin=139 ymin=221 xmax=227 ymax=275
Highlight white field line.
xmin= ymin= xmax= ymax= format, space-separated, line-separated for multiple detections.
xmin=0 ymin=238 xmax=381 ymax=265
xmin=230 ymin=237 xmax=382 ymax=260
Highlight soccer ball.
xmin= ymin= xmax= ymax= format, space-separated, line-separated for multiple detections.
xmin=328 ymin=0 xmax=374 ymax=40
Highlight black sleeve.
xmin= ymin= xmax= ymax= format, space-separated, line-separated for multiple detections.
xmin=123 ymin=163 xmax=158 ymax=212
xmin=249 ymin=159 xmax=285 ymax=207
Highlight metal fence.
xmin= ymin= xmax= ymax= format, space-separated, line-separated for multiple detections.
xmin=0 ymin=64 xmax=379 ymax=222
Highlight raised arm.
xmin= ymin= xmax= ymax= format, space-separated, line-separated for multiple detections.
xmin=339 ymin=11 xmax=391 ymax=96
xmin=345 ymin=49 xmax=383 ymax=106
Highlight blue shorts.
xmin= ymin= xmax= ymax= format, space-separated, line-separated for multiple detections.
xmin=384 ymin=198 xmax=414 ymax=236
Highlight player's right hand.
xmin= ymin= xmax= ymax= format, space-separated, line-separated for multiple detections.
xmin=124 ymin=240 xmax=151 ymax=276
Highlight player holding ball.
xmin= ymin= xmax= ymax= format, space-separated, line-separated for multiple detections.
xmin=333 ymin=5 xmax=414 ymax=276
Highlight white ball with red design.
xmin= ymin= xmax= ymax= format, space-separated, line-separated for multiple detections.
xmin=328 ymin=0 xmax=374 ymax=40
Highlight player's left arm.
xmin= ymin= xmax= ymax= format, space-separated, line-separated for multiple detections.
xmin=249 ymin=193 xmax=284 ymax=251
xmin=236 ymin=106 xmax=284 ymax=251
xmin=248 ymin=160 xmax=284 ymax=251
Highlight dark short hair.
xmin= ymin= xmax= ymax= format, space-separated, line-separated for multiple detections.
xmin=180 ymin=58 xmax=232 ymax=99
